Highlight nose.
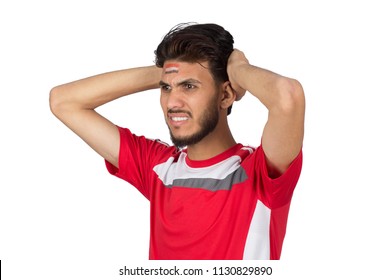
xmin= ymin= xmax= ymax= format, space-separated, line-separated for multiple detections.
xmin=164 ymin=89 xmax=185 ymax=110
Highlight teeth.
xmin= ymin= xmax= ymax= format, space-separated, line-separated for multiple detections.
xmin=172 ymin=117 xmax=188 ymax=121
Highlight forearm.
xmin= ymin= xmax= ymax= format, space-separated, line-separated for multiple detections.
xmin=49 ymin=65 xmax=162 ymax=166
xmin=231 ymin=63 xmax=301 ymax=111
xmin=50 ymin=65 xmax=162 ymax=113
xmin=227 ymin=49 xmax=303 ymax=112
xmin=228 ymin=50 xmax=305 ymax=174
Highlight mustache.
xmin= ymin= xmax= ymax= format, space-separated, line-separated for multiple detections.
xmin=167 ymin=109 xmax=192 ymax=118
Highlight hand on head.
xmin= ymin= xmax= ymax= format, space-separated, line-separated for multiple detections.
xmin=227 ymin=49 xmax=249 ymax=101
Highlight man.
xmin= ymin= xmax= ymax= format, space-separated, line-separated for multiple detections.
xmin=50 ymin=23 xmax=305 ymax=260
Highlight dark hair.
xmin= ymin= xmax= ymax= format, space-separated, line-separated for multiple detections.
xmin=155 ymin=23 xmax=234 ymax=114
xmin=155 ymin=23 xmax=234 ymax=83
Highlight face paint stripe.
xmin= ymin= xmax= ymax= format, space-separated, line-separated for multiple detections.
xmin=164 ymin=63 xmax=179 ymax=74
xmin=165 ymin=63 xmax=180 ymax=68
xmin=165 ymin=70 xmax=178 ymax=74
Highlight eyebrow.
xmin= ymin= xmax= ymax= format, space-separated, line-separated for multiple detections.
xmin=159 ymin=79 xmax=202 ymax=87
xmin=159 ymin=81 xmax=169 ymax=87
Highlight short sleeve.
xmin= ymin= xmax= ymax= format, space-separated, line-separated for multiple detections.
xmin=105 ymin=126 xmax=174 ymax=200
xmin=244 ymin=146 xmax=303 ymax=209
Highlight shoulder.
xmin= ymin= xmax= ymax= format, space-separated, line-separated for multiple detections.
xmin=117 ymin=126 xmax=177 ymax=159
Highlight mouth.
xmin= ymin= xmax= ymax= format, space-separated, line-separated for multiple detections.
xmin=171 ymin=116 xmax=189 ymax=122
xmin=167 ymin=111 xmax=191 ymax=127
xmin=168 ymin=115 xmax=190 ymax=127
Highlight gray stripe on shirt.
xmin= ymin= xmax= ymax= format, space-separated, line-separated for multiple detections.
xmin=164 ymin=166 xmax=248 ymax=192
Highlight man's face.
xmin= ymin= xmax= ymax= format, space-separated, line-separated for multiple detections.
xmin=159 ymin=60 xmax=220 ymax=148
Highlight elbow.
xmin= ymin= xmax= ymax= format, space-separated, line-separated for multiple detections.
xmin=49 ymin=86 xmax=60 ymax=117
xmin=49 ymin=85 xmax=68 ymax=118
xmin=274 ymin=78 xmax=305 ymax=114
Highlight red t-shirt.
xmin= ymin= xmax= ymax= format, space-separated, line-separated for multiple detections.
xmin=106 ymin=127 xmax=303 ymax=260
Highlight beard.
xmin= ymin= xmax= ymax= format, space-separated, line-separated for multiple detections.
xmin=168 ymin=97 xmax=219 ymax=149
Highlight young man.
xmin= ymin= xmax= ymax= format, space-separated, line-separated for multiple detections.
xmin=50 ymin=23 xmax=305 ymax=260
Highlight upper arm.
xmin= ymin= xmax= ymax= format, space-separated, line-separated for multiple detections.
xmin=261 ymin=78 xmax=305 ymax=177
xmin=50 ymin=86 xmax=120 ymax=168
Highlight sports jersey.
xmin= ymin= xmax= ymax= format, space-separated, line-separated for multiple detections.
xmin=105 ymin=126 xmax=303 ymax=260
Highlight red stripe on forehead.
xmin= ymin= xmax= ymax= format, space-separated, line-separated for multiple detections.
xmin=164 ymin=63 xmax=179 ymax=74
xmin=164 ymin=63 xmax=180 ymax=69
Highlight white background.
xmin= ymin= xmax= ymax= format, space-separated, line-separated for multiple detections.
xmin=1 ymin=0 xmax=389 ymax=279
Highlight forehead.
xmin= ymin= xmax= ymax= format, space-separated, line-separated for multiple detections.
xmin=162 ymin=60 xmax=212 ymax=80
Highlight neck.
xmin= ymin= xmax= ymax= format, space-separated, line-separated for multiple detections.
xmin=186 ymin=120 xmax=236 ymax=161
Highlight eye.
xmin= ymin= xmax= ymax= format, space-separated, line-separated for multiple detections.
xmin=183 ymin=83 xmax=196 ymax=90
xmin=160 ymin=84 xmax=171 ymax=92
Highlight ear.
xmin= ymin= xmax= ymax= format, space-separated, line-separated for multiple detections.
xmin=220 ymin=81 xmax=236 ymax=110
